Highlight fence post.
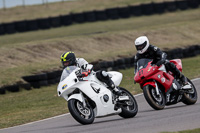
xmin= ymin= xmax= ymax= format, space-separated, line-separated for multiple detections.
xmin=3 ymin=0 xmax=6 ymax=10
xmin=22 ymin=0 xmax=25 ymax=7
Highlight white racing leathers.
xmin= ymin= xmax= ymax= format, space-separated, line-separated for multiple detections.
xmin=60 ymin=58 xmax=93 ymax=81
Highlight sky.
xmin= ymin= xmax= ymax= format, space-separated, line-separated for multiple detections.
xmin=0 ymin=0 xmax=71 ymax=9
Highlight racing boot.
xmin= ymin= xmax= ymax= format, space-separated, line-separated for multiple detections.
xmin=179 ymin=73 xmax=188 ymax=85
xmin=175 ymin=70 xmax=188 ymax=85
xmin=169 ymin=63 xmax=188 ymax=85
xmin=113 ymin=87 xmax=122 ymax=96
xmin=106 ymin=78 xmax=122 ymax=95
xmin=100 ymin=71 xmax=122 ymax=95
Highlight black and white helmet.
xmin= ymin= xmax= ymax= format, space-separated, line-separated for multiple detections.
xmin=134 ymin=36 xmax=150 ymax=54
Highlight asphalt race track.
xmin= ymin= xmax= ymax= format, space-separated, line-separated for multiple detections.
xmin=1 ymin=78 xmax=200 ymax=133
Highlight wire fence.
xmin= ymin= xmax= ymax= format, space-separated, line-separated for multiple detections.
xmin=0 ymin=0 xmax=70 ymax=9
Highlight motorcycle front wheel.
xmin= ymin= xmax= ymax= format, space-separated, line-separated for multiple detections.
xmin=118 ymin=87 xmax=138 ymax=118
xmin=182 ymin=78 xmax=198 ymax=105
xmin=68 ymin=99 xmax=95 ymax=125
xmin=143 ymin=85 xmax=166 ymax=110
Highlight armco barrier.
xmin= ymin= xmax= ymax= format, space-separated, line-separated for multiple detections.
xmin=1 ymin=45 xmax=200 ymax=94
xmin=0 ymin=0 xmax=200 ymax=35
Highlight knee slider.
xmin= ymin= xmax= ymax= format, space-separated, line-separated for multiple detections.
xmin=96 ymin=70 xmax=103 ymax=81
xmin=102 ymin=71 xmax=108 ymax=77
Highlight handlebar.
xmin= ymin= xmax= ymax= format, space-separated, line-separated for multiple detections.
xmin=78 ymin=69 xmax=92 ymax=78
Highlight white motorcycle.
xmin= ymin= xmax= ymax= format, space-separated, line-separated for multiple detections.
xmin=57 ymin=66 xmax=138 ymax=125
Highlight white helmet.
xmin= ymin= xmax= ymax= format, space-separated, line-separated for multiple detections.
xmin=134 ymin=36 xmax=150 ymax=54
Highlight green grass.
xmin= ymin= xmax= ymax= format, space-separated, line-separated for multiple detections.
xmin=0 ymin=8 xmax=199 ymax=86
xmin=0 ymin=85 xmax=68 ymax=128
xmin=1 ymin=8 xmax=200 ymax=46
xmin=0 ymin=0 xmax=199 ymax=130
xmin=0 ymin=55 xmax=200 ymax=129
xmin=162 ymin=128 xmax=200 ymax=133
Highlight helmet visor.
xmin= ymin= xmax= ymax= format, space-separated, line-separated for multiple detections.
xmin=136 ymin=41 xmax=147 ymax=51
xmin=62 ymin=61 xmax=70 ymax=68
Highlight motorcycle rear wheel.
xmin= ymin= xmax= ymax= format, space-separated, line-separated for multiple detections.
xmin=143 ymin=85 xmax=166 ymax=110
xmin=68 ymin=99 xmax=95 ymax=125
xmin=182 ymin=78 xmax=198 ymax=105
xmin=118 ymin=87 xmax=138 ymax=118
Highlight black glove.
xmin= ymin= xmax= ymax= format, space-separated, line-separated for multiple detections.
xmin=81 ymin=64 xmax=87 ymax=70
xmin=156 ymin=60 xmax=165 ymax=66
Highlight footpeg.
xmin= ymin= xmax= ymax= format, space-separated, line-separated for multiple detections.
xmin=181 ymin=84 xmax=192 ymax=90
xmin=118 ymin=95 xmax=129 ymax=101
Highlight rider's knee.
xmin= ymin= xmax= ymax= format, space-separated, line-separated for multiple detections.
xmin=96 ymin=70 xmax=108 ymax=81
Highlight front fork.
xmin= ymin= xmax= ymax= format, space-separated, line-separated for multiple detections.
xmin=143 ymin=80 xmax=160 ymax=96
xmin=67 ymin=92 xmax=87 ymax=107
xmin=154 ymin=81 xmax=160 ymax=96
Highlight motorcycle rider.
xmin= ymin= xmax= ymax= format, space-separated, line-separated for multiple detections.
xmin=134 ymin=36 xmax=187 ymax=85
xmin=60 ymin=51 xmax=122 ymax=95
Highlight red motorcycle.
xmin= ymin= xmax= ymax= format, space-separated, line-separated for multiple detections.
xmin=134 ymin=58 xmax=198 ymax=110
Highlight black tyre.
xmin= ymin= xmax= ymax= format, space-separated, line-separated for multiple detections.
xmin=68 ymin=99 xmax=95 ymax=125
xmin=143 ymin=85 xmax=166 ymax=110
xmin=118 ymin=87 xmax=138 ymax=118
xmin=182 ymin=78 xmax=198 ymax=105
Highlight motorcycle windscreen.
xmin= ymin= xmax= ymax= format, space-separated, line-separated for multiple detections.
xmin=60 ymin=66 xmax=79 ymax=82
xmin=136 ymin=58 xmax=153 ymax=72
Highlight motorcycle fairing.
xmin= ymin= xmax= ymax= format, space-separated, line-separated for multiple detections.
xmin=73 ymin=78 xmax=122 ymax=117
xmin=107 ymin=71 xmax=123 ymax=86
xmin=170 ymin=59 xmax=182 ymax=72
xmin=137 ymin=63 xmax=174 ymax=92
xmin=58 ymin=70 xmax=122 ymax=117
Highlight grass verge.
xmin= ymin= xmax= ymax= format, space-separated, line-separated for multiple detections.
xmin=0 ymin=8 xmax=200 ymax=86
xmin=0 ymin=0 xmax=171 ymax=23
xmin=0 ymin=55 xmax=200 ymax=129
xmin=162 ymin=128 xmax=200 ymax=133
